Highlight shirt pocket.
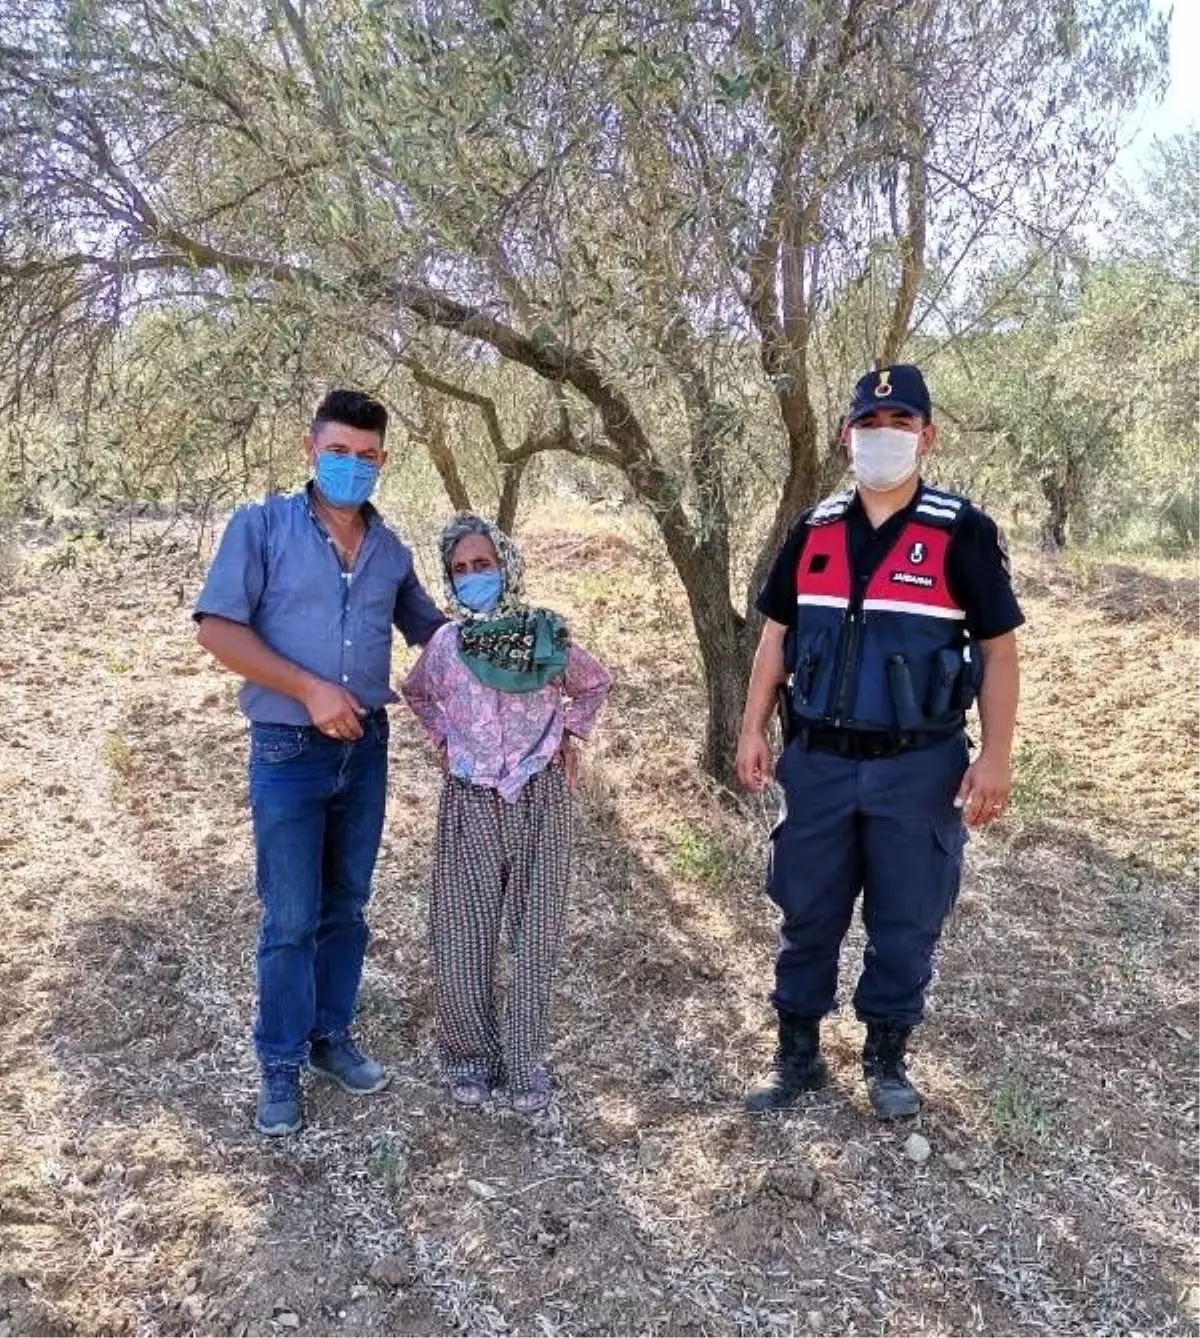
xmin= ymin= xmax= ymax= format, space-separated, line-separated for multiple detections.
xmin=351 ymin=566 xmax=403 ymax=687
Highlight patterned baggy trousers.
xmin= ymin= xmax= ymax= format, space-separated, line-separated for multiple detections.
xmin=430 ymin=764 xmax=573 ymax=1093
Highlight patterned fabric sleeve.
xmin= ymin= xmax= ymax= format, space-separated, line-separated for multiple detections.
xmin=401 ymin=623 xmax=454 ymax=745
xmin=561 ymin=643 xmax=612 ymax=738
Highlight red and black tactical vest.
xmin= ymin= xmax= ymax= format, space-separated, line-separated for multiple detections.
xmin=788 ymin=485 xmax=980 ymax=733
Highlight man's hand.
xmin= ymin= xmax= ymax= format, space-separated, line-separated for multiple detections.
xmin=965 ymin=632 xmax=1019 ymax=828
xmin=736 ymin=620 xmax=788 ymax=795
xmin=557 ymin=734 xmax=579 ymax=788
xmin=736 ymin=728 xmax=774 ymax=794
xmin=955 ymin=748 xmax=1012 ymax=827
xmin=303 ymin=680 xmax=367 ymax=739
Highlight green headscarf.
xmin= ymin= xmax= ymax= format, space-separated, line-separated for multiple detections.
xmin=439 ymin=513 xmax=570 ymax=693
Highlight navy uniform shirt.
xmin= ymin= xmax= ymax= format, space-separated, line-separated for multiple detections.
xmin=757 ymin=483 xmax=1024 ymax=640
xmin=193 ymin=486 xmax=446 ymax=724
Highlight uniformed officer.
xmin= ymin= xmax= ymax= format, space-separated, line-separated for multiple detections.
xmin=736 ymin=364 xmax=1022 ymax=1119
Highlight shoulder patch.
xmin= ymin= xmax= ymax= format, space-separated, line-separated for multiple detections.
xmin=913 ymin=486 xmax=967 ymax=529
xmin=920 ymin=484 xmax=968 ymax=505
xmin=808 ymin=488 xmax=854 ymax=527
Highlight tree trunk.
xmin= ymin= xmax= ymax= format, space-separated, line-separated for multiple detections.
xmin=665 ymin=540 xmax=753 ymax=788
xmin=1040 ymin=465 xmax=1079 ymax=550
xmin=417 ymin=387 xmax=473 ymax=513
xmin=496 ymin=460 xmax=526 ymax=534
xmin=697 ymin=613 xmax=755 ymax=788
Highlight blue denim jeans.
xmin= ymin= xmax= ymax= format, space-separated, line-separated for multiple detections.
xmin=248 ymin=711 xmax=389 ymax=1070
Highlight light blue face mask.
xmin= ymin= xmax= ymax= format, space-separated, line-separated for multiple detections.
xmin=454 ymin=570 xmax=503 ymax=615
xmin=315 ymin=452 xmax=379 ymax=508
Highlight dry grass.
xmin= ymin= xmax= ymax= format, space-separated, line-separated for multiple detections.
xmin=1 ymin=503 xmax=1196 ymax=1337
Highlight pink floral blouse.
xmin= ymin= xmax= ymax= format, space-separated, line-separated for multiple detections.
xmin=401 ymin=622 xmax=612 ymax=802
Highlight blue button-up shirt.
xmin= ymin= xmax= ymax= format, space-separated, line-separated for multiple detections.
xmin=193 ymin=487 xmax=446 ymax=724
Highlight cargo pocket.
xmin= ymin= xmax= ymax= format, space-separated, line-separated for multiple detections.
xmin=932 ymin=817 xmax=968 ymax=920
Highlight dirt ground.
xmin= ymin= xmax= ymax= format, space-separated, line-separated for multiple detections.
xmin=1 ymin=503 xmax=1196 ymax=1337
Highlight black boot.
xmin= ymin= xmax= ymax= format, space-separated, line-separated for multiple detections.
xmin=863 ymin=1021 xmax=920 ymax=1119
xmin=744 ymin=1012 xmax=828 ymax=1112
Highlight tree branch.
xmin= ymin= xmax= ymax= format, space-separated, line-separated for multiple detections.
xmin=880 ymin=150 xmax=927 ymax=363
xmin=275 ymin=0 xmax=371 ymax=239
xmin=403 ymin=358 xmax=620 ymax=470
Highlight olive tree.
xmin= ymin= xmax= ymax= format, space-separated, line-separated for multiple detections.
xmin=0 ymin=0 xmax=1166 ymax=780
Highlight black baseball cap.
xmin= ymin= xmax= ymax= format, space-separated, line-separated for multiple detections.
xmin=846 ymin=364 xmax=932 ymax=424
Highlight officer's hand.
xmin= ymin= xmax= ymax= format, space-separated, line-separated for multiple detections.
xmin=736 ymin=729 xmax=774 ymax=794
xmin=955 ymin=749 xmax=1011 ymax=827
xmin=304 ymin=680 xmax=366 ymax=739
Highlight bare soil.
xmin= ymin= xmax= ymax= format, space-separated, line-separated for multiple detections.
xmin=1 ymin=507 xmax=1196 ymax=1336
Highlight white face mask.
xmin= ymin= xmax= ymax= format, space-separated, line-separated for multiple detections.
xmin=849 ymin=426 xmax=921 ymax=491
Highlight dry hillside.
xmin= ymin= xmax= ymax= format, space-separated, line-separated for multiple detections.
xmin=1 ymin=503 xmax=1196 ymax=1337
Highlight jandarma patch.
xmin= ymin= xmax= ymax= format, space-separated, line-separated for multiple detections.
xmin=891 ymin=571 xmax=935 ymax=588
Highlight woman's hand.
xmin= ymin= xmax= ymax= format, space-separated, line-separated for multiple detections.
xmin=557 ymin=735 xmax=580 ymax=788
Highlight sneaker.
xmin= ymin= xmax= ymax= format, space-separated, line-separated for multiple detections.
xmin=309 ymin=1035 xmax=391 ymax=1095
xmin=256 ymin=1065 xmax=302 ymax=1136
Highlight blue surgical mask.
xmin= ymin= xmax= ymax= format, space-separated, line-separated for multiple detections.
xmin=454 ymin=570 xmax=503 ymax=614
xmin=315 ymin=453 xmax=379 ymax=508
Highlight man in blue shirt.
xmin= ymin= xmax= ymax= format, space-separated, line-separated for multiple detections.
xmin=194 ymin=389 xmax=445 ymax=1135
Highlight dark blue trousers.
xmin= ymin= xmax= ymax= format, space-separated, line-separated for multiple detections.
xmin=767 ymin=732 xmax=968 ymax=1026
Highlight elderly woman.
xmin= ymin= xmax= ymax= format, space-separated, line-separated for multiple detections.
xmin=402 ymin=514 xmax=611 ymax=1114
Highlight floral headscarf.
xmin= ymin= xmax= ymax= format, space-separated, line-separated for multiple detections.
xmin=438 ymin=513 xmax=569 ymax=693
xmin=438 ymin=512 xmax=527 ymax=620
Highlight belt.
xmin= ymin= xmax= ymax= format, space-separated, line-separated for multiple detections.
xmin=251 ymin=707 xmax=388 ymax=732
xmin=797 ymin=726 xmax=946 ymax=759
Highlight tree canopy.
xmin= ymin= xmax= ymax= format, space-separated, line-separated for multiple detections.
xmin=0 ymin=0 xmax=1170 ymax=777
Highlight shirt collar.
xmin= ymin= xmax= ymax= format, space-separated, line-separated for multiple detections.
xmin=850 ymin=477 xmax=925 ymax=530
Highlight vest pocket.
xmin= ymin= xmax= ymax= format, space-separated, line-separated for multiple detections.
xmin=952 ymin=645 xmax=983 ymax=711
xmin=792 ymin=630 xmax=829 ymax=705
xmin=886 ymin=655 xmax=925 ymax=730
xmin=926 ymin=648 xmax=962 ymax=720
